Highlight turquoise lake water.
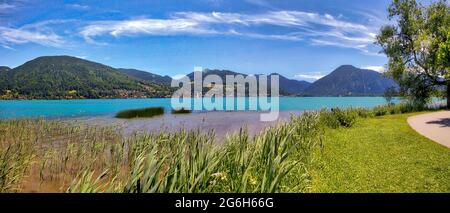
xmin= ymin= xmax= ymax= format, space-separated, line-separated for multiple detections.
xmin=0 ymin=97 xmax=392 ymax=119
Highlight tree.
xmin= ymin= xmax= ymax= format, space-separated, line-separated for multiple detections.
xmin=376 ymin=0 xmax=450 ymax=108
xmin=384 ymin=86 xmax=398 ymax=105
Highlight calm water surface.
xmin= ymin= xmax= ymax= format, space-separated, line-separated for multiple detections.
xmin=0 ymin=97 xmax=392 ymax=119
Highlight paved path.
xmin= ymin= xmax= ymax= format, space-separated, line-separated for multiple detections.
xmin=407 ymin=111 xmax=450 ymax=148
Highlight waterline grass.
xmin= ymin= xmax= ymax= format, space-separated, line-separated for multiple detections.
xmin=115 ymin=107 xmax=164 ymax=119
xmin=171 ymin=108 xmax=192 ymax=114
xmin=0 ymin=102 xmax=448 ymax=192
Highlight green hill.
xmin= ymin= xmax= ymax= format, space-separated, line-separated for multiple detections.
xmin=0 ymin=56 xmax=172 ymax=99
xmin=0 ymin=66 xmax=11 ymax=72
xmin=117 ymin=68 xmax=172 ymax=85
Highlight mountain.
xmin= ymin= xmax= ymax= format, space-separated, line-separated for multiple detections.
xmin=0 ymin=56 xmax=172 ymax=99
xmin=0 ymin=56 xmax=399 ymax=99
xmin=304 ymin=65 xmax=398 ymax=96
xmin=186 ymin=69 xmax=308 ymax=95
xmin=117 ymin=68 xmax=172 ymax=85
xmin=0 ymin=66 xmax=11 ymax=72
xmin=187 ymin=69 xmax=241 ymax=81
xmin=269 ymin=73 xmax=311 ymax=95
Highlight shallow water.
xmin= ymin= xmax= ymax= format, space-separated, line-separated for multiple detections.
xmin=73 ymin=110 xmax=303 ymax=139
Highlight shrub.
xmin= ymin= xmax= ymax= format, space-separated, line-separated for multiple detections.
xmin=355 ymin=108 xmax=375 ymax=118
xmin=373 ymin=105 xmax=390 ymax=116
xmin=115 ymin=107 xmax=164 ymax=119
xmin=319 ymin=110 xmax=341 ymax=129
xmin=372 ymin=102 xmax=429 ymax=117
xmin=320 ymin=108 xmax=357 ymax=129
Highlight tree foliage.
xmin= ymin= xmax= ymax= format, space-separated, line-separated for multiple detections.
xmin=376 ymin=0 xmax=450 ymax=107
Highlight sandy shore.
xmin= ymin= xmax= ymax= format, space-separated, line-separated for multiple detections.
xmin=70 ymin=110 xmax=304 ymax=140
xmin=407 ymin=111 xmax=450 ymax=148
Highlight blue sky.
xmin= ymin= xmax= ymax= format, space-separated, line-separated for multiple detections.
xmin=0 ymin=0 xmax=394 ymax=82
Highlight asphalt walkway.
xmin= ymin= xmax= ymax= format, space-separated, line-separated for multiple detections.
xmin=407 ymin=111 xmax=450 ymax=148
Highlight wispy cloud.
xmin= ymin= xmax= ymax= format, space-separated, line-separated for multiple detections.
xmin=245 ymin=0 xmax=275 ymax=9
xmin=80 ymin=18 xmax=218 ymax=43
xmin=1 ymin=9 xmax=382 ymax=54
xmin=294 ymin=72 xmax=326 ymax=82
xmin=0 ymin=3 xmax=15 ymax=10
xmin=362 ymin=65 xmax=385 ymax=73
xmin=75 ymin=55 xmax=88 ymax=59
xmin=0 ymin=26 xmax=64 ymax=47
xmin=0 ymin=20 xmax=69 ymax=48
xmin=0 ymin=2 xmax=16 ymax=15
xmin=227 ymin=29 xmax=302 ymax=41
xmin=79 ymin=10 xmax=378 ymax=53
xmin=66 ymin=4 xmax=90 ymax=10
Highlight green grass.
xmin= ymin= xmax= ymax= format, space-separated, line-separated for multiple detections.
xmin=311 ymin=112 xmax=450 ymax=192
xmin=115 ymin=107 xmax=164 ymax=119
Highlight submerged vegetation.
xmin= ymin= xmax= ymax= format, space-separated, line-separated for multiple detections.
xmin=115 ymin=107 xmax=165 ymax=119
xmin=171 ymin=108 xmax=192 ymax=114
xmin=0 ymin=102 xmax=448 ymax=192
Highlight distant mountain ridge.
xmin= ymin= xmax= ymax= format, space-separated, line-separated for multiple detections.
xmin=304 ymin=65 xmax=397 ymax=96
xmin=269 ymin=73 xmax=311 ymax=95
xmin=117 ymin=68 xmax=172 ymax=86
xmin=186 ymin=69 xmax=311 ymax=95
xmin=0 ymin=66 xmax=10 ymax=72
xmin=0 ymin=56 xmax=398 ymax=99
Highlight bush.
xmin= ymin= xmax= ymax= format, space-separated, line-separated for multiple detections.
xmin=319 ymin=108 xmax=357 ymax=129
xmin=115 ymin=107 xmax=164 ymax=119
xmin=373 ymin=105 xmax=390 ymax=116
xmin=372 ymin=102 xmax=429 ymax=117
xmin=351 ymin=108 xmax=374 ymax=118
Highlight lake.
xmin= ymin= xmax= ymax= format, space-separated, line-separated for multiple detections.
xmin=0 ymin=97 xmax=391 ymax=119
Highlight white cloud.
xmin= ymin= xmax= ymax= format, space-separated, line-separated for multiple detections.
xmin=80 ymin=11 xmax=378 ymax=54
xmin=171 ymin=74 xmax=189 ymax=80
xmin=0 ymin=20 xmax=71 ymax=48
xmin=0 ymin=3 xmax=16 ymax=15
xmin=80 ymin=18 xmax=218 ymax=43
xmin=0 ymin=3 xmax=15 ymax=10
xmin=227 ymin=29 xmax=302 ymax=41
xmin=75 ymin=55 xmax=87 ymax=59
xmin=1 ymin=9 xmax=381 ymax=54
xmin=79 ymin=10 xmax=377 ymax=53
xmin=294 ymin=72 xmax=326 ymax=82
xmin=173 ymin=11 xmax=368 ymax=30
xmin=1 ymin=44 xmax=16 ymax=50
xmin=362 ymin=66 xmax=385 ymax=73
xmin=66 ymin=4 xmax=90 ymax=10
xmin=0 ymin=26 xmax=64 ymax=47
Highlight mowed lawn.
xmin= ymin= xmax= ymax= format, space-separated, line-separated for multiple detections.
xmin=311 ymin=112 xmax=450 ymax=192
